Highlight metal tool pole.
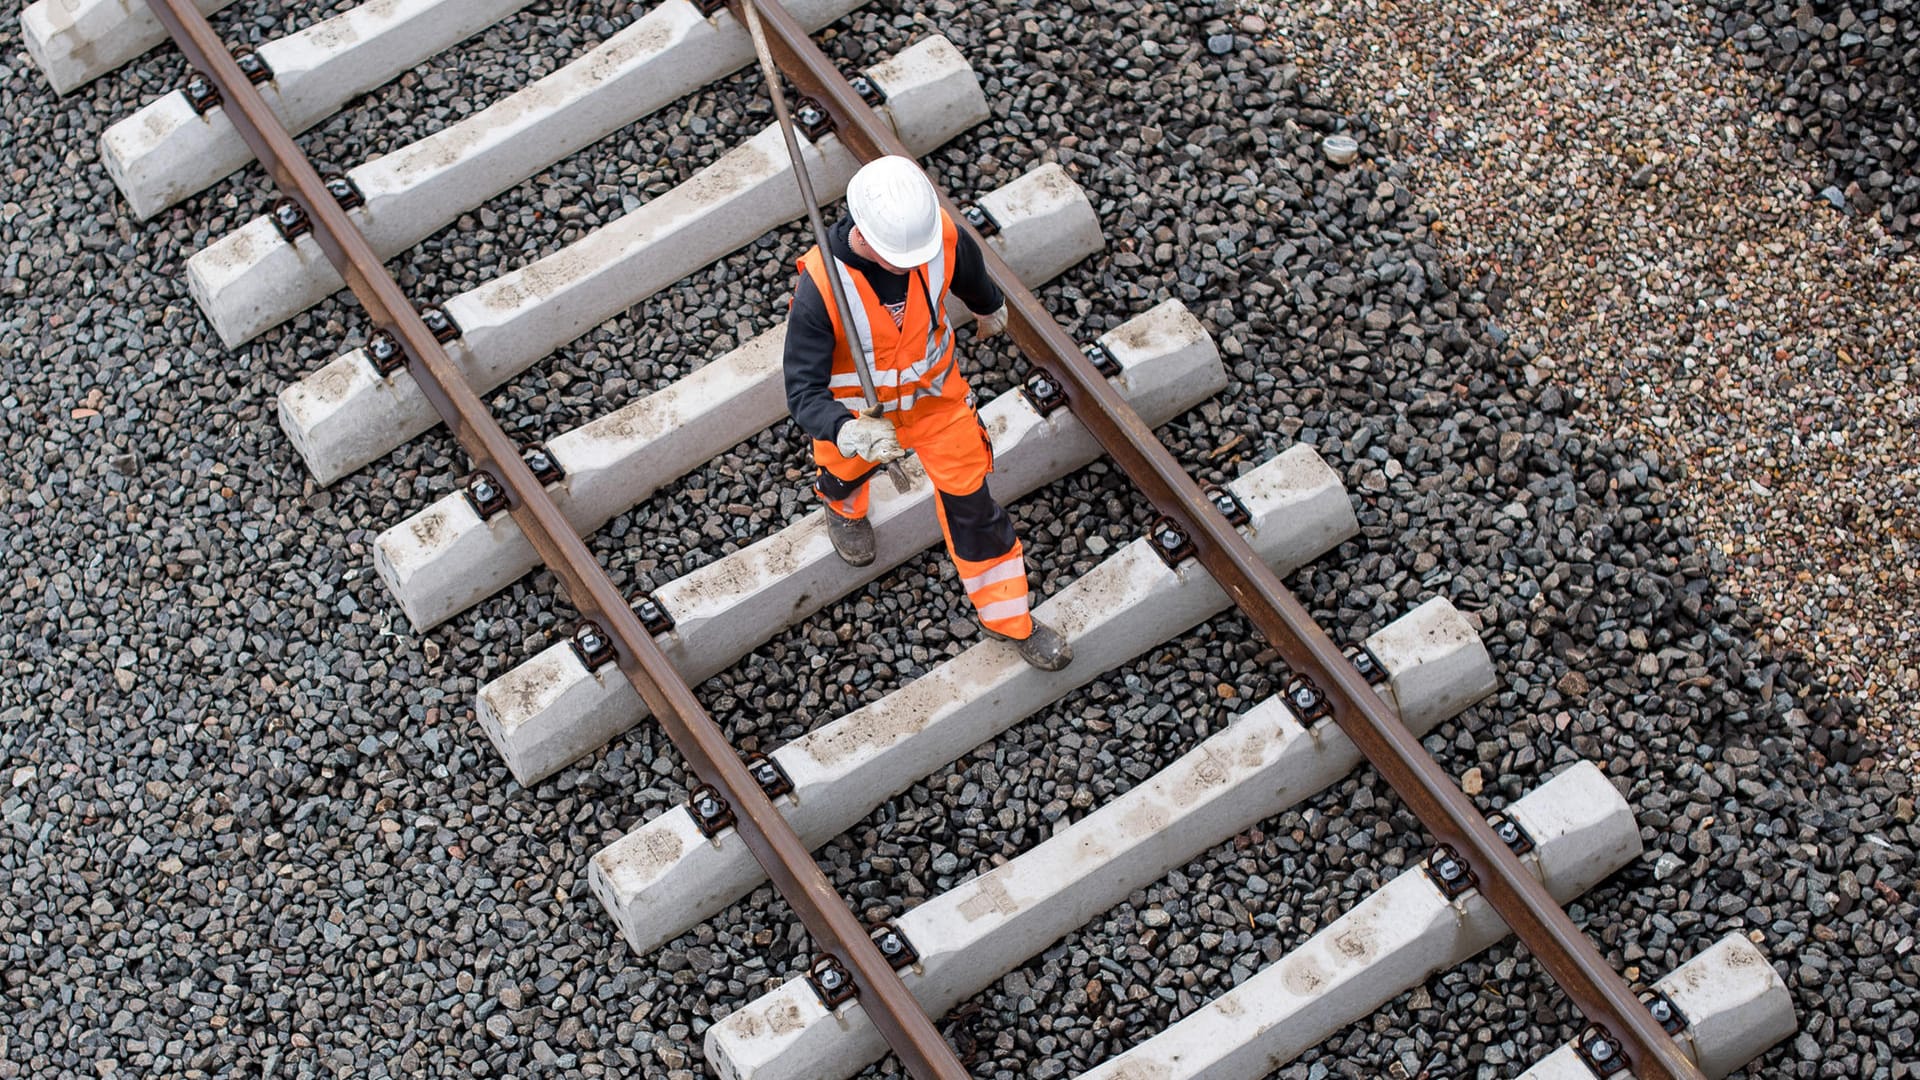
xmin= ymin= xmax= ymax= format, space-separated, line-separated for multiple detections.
xmin=740 ymin=0 xmax=913 ymax=493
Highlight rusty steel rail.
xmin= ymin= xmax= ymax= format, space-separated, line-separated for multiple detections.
xmin=730 ymin=2 xmax=1707 ymax=1076
xmin=140 ymin=3 xmax=969 ymax=1077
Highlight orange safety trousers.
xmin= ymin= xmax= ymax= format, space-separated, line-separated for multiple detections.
xmin=813 ymin=394 xmax=1033 ymax=640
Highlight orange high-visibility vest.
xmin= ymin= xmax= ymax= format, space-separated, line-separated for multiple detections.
xmin=797 ymin=212 xmax=964 ymax=416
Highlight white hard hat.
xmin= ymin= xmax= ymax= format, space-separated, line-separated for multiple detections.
xmin=846 ymin=156 xmax=942 ymax=268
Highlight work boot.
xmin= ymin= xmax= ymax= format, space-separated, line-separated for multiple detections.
xmin=826 ymin=512 xmax=875 ymax=567
xmin=988 ymin=617 xmax=1073 ymax=672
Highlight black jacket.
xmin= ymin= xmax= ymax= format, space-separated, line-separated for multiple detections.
xmin=783 ymin=217 xmax=1003 ymax=443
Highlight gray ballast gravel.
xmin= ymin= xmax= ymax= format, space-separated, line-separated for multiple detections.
xmin=1240 ymin=0 xmax=1918 ymax=777
xmin=1707 ymin=0 xmax=1920 ymax=247
xmin=0 ymin=1 xmax=1913 ymax=1079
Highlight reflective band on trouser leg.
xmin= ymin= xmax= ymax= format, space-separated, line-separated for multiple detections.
xmin=958 ymin=543 xmax=1031 ymax=638
xmin=825 ymin=487 xmax=869 ymax=520
xmin=934 ymin=485 xmax=1030 ymax=639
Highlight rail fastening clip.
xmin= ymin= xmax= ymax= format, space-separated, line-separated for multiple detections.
xmin=1021 ymin=371 xmax=1067 ymax=416
xmin=1082 ymin=340 xmax=1121 ymax=377
xmin=365 ymin=330 xmax=405 ymax=376
xmin=1283 ymin=674 xmax=1331 ymax=723
xmin=1344 ymin=642 xmax=1389 ymax=685
xmin=688 ymin=784 xmax=735 ymax=839
xmin=631 ymin=593 xmax=674 ymax=636
xmin=744 ymin=752 xmax=792 ymax=800
xmin=522 ymin=444 xmax=564 ymax=486
xmin=270 ymin=198 xmax=310 ymax=242
xmin=1148 ymin=516 xmax=1195 ymax=568
xmin=231 ymin=47 xmax=273 ymax=85
xmin=959 ymin=202 xmax=1000 ymax=237
xmin=1423 ymin=843 xmax=1476 ymax=900
xmin=869 ymin=922 xmax=918 ymax=970
xmin=1573 ymin=1025 xmax=1626 ymax=1077
xmin=1640 ymin=988 xmax=1688 ymax=1035
xmin=184 ymin=73 xmax=221 ymax=114
xmin=1487 ymin=812 xmax=1535 ymax=856
xmin=464 ymin=473 xmax=509 ymax=519
xmin=807 ymin=956 xmax=857 ymax=1009
xmin=323 ymin=173 xmax=364 ymax=211
xmin=419 ymin=305 xmax=461 ymax=343
xmin=794 ymin=99 xmax=832 ymax=142
xmin=570 ymin=622 xmax=616 ymax=672
xmin=1203 ymin=484 xmax=1250 ymax=526
xmin=846 ymin=73 xmax=887 ymax=105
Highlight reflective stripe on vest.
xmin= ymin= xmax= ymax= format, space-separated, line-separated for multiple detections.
xmin=798 ymin=213 xmax=961 ymax=415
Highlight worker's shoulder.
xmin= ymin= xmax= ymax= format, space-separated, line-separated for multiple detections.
xmin=791 ymin=262 xmax=823 ymax=298
xmin=787 ymin=270 xmax=831 ymax=326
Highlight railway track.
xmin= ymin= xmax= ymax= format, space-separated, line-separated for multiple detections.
xmin=19 ymin=0 xmax=1808 ymax=1076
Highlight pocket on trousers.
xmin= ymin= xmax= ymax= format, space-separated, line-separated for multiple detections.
xmin=974 ymin=416 xmax=995 ymax=473
xmin=963 ymin=392 xmax=996 ymax=472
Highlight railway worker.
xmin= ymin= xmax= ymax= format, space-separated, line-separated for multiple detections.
xmin=783 ymin=155 xmax=1072 ymax=672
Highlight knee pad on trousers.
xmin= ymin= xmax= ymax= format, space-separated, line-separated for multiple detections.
xmin=816 ymin=462 xmax=882 ymax=502
xmin=938 ymin=482 xmax=1018 ymax=562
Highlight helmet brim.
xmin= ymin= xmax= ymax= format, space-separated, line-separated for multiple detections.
xmin=864 ymin=224 xmax=942 ymax=269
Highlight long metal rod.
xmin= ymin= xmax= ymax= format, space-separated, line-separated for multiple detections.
xmin=742 ymin=0 xmax=872 ymax=407
xmin=738 ymin=0 xmax=912 ymax=493
xmin=727 ymin=3 xmax=1706 ymax=1077
xmin=139 ymin=5 xmax=968 ymax=1077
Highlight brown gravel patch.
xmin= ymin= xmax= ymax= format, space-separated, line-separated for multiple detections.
xmin=1243 ymin=0 xmax=1918 ymax=767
